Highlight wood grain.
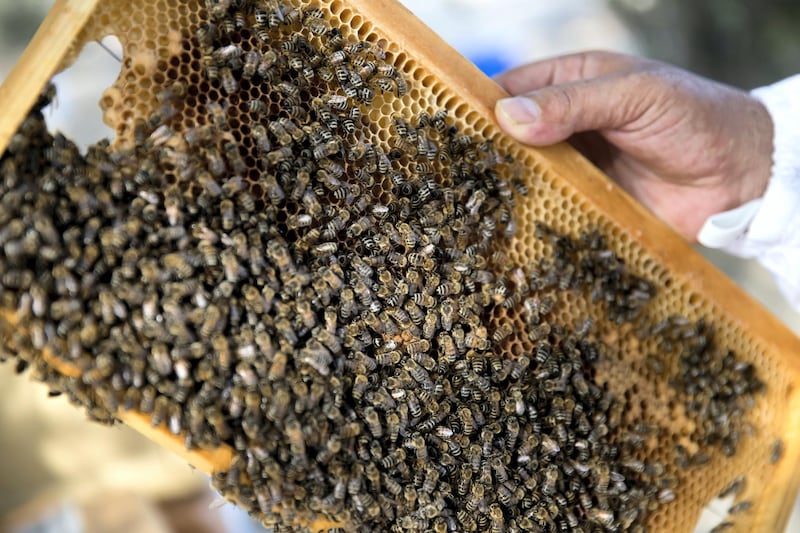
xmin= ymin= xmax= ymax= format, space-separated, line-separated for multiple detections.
xmin=0 ymin=0 xmax=102 ymax=155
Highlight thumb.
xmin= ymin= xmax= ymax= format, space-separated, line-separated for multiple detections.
xmin=495 ymin=73 xmax=645 ymax=146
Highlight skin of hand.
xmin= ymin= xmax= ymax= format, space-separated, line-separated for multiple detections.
xmin=494 ymin=51 xmax=774 ymax=241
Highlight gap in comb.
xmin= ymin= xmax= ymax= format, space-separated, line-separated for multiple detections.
xmin=46 ymin=35 xmax=122 ymax=151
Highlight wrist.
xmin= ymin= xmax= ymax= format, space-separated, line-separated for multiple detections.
xmin=730 ymin=95 xmax=773 ymax=209
xmin=698 ymin=75 xmax=800 ymax=255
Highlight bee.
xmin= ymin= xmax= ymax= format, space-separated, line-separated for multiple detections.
xmin=285 ymin=419 xmax=306 ymax=459
xmin=253 ymin=5 xmax=269 ymax=25
xmin=373 ymin=76 xmax=395 ymax=93
xmin=393 ymin=116 xmax=417 ymax=141
xmin=318 ymin=198 xmax=348 ymax=228
xmin=432 ymin=291 xmax=457 ymax=321
xmin=247 ymin=98 xmax=267 ymax=115
xmin=363 ymin=407 xmax=383 ymax=438
xmin=286 ymin=213 xmax=312 ymax=230
xmin=655 ymin=488 xmax=676 ymax=504
xmin=202 ymin=51 xmax=219 ymax=79
xmin=218 ymin=175 xmax=245 ymax=198
xmin=431 ymin=109 xmax=448 ymax=132
xmin=266 ymin=146 xmax=294 ymax=165
xmin=287 ymin=55 xmax=305 ymax=73
xmin=147 ymin=102 xmax=178 ymax=128
xmin=261 ymin=172 xmax=286 ymax=205
xmin=214 ymin=43 xmax=241 ymax=63
xmin=196 ymin=21 xmax=218 ymax=46
xmin=137 ymin=385 xmax=157 ymax=414
xmin=182 ymin=124 xmax=213 ymax=146
xmin=340 ymin=215 xmax=373 ymax=239
xmin=312 ymin=139 xmax=340 ymax=160
xmin=221 ymin=249 xmax=245 ymax=282
xmin=576 ymin=317 xmax=594 ymax=338
xmin=283 ymin=167 xmax=309 ymax=201
xmin=265 ymin=7 xmax=284 ymax=28
xmin=406 ymin=254 xmax=433 ymax=274
xmin=156 ymin=81 xmax=186 ymax=104
xmin=356 ymin=86 xmax=374 ymax=105
xmin=771 ymin=439 xmax=784 ymax=463
xmin=268 ymin=120 xmax=293 ymax=146
xmin=293 ymin=192 xmax=322 ymax=224
xmin=220 ymin=67 xmax=238 ymax=94
xmin=322 ymin=94 xmax=348 ymax=111
xmin=278 ymin=117 xmax=305 ymax=142
xmin=347 ymin=139 xmax=369 ymax=162
xmin=266 ymin=351 xmax=288 ymax=381
xmin=161 ymin=252 xmax=193 ymax=280
xmin=311 ymin=241 xmax=338 ymax=258
xmin=276 ymin=80 xmax=299 ymax=98
xmin=222 ymin=141 xmax=246 ymax=174
xmin=710 ymin=523 xmax=734 ymax=533
xmin=148 ymin=124 xmax=172 ymax=146
xmin=301 ymin=17 xmax=326 ymax=37
xmin=313 ymin=100 xmax=338 ymax=129
xmin=203 ymin=145 xmax=226 ymax=176
xmin=719 ymin=475 xmax=746 ymax=498
xmin=218 ymin=198 xmax=235 ymax=230
xmin=250 ymin=48 xmax=277 ymax=76
xmin=380 ymin=448 xmax=406 ymax=469
xmin=490 ymin=322 xmax=514 ymax=344
xmin=315 ymin=158 xmax=343 ymax=178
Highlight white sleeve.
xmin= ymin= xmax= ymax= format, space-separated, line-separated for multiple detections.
xmin=697 ymin=74 xmax=800 ymax=309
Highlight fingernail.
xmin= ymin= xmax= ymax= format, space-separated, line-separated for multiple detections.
xmin=497 ymin=97 xmax=540 ymax=124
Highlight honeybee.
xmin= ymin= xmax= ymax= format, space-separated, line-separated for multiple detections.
xmin=719 ymin=475 xmax=746 ymax=498
xmin=220 ymin=67 xmax=238 ymax=94
xmin=266 ymin=146 xmax=293 ymax=164
xmin=238 ymin=50 xmax=259 ymax=80
xmin=771 ymin=439 xmax=784 ymax=464
xmin=248 ymin=98 xmax=267 ymax=115
xmin=257 ymin=49 xmax=278 ymax=76
xmin=373 ymin=76 xmax=395 ymax=94
xmin=156 ymin=81 xmax=186 ymax=103
xmin=183 ymin=124 xmax=214 ymax=145
xmin=312 ymin=139 xmax=340 ymax=160
xmin=223 ymin=141 xmax=246 ymax=174
xmin=276 ymin=80 xmax=299 ymax=98
xmin=312 ymin=241 xmax=338 ymax=258
xmin=148 ymin=124 xmax=172 ymax=146
xmin=214 ymin=43 xmax=241 ymax=63
xmin=196 ymin=22 xmax=218 ymax=46
xmin=278 ymin=117 xmax=305 ymax=142
xmin=268 ymin=120 xmax=293 ymax=146
xmin=205 ymin=145 xmax=226 ymax=176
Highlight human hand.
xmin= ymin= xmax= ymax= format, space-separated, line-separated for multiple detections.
xmin=494 ymin=51 xmax=774 ymax=241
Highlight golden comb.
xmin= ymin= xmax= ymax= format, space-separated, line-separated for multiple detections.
xmin=1 ymin=1 xmax=799 ymax=531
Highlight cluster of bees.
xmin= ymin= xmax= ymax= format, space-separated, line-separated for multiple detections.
xmin=536 ymin=226 xmax=765 ymax=462
xmin=0 ymin=0 xmax=767 ymax=531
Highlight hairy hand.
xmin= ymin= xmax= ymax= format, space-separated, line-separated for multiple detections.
xmin=494 ymin=51 xmax=773 ymax=241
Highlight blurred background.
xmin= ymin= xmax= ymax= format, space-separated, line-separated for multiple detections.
xmin=0 ymin=0 xmax=798 ymax=532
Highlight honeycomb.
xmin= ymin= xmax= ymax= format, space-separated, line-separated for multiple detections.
xmin=1 ymin=0 xmax=800 ymax=532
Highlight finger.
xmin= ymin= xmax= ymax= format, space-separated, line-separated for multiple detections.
xmin=494 ymin=50 xmax=638 ymax=96
xmin=494 ymin=70 xmax=652 ymax=146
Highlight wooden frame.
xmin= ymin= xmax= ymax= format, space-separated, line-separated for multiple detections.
xmin=1 ymin=0 xmax=799 ymax=531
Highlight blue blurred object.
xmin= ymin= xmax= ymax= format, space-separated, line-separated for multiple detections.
xmin=10 ymin=500 xmax=83 ymax=533
xmin=218 ymin=502 xmax=273 ymax=533
xmin=469 ymin=53 xmax=512 ymax=78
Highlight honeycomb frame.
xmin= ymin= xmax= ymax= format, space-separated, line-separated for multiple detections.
xmin=0 ymin=0 xmax=799 ymax=531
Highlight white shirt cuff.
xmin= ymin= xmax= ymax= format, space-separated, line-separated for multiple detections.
xmin=697 ymin=74 xmax=800 ymax=308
